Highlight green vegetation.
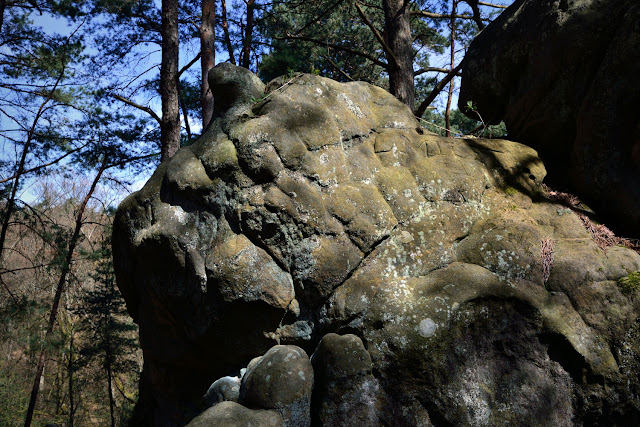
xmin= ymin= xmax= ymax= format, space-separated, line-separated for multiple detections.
xmin=618 ymin=271 xmax=640 ymax=294
xmin=0 ymin=184 xmax=141 ymax=426
xmin=503 ymin=186 xmax=518 ymax=196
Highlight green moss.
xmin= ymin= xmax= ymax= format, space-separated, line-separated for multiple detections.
xmin=617 ymin=271 xmax=640 ymax=294
xmin=503 ymin=186 xmax=518 ymax=196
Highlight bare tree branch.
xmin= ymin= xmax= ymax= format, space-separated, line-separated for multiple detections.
xmin=179 ymin=90 xmax=191 ymax=140
xmin=179 ymin=51 xmax=201 ymax=77
xmin=0 ymin=142 xmax=90 ymax=184
xmin=415 ymin=61 xmax=463 ymax=118
xmin=411 ymin=10 xmax=488 ymax=22
xmin=354 ymin=0 xmax=399 ymax=68
xmin=414 ymin=67 xmax=461 ymax=76
xmin=479 ymin=1 xmax=508 ymax=9
xmin=321 ymin=54 xmax=354 ymax=81
xmin=111 ymin=94 xmax=161 ymax=125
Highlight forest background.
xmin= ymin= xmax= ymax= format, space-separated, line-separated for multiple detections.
xmin=0 ymin=0 xmax=512 ymax=425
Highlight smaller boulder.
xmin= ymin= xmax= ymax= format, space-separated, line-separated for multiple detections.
xmin=208 ymin=63 xmax=265 ymax=117
xmin=240 ymin=345 xmax=314 ymax=427
xmin=311 ymin=333 xmax=380 ymax=426
xmin=186 ymin=401 xmax=282 ymax=427
xmin=203 ymin=376 xmax=241 ymax=407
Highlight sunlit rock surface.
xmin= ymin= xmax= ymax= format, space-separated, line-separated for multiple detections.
xmin=114 ymin=64 xmax=640 ymax=426
xmin=460 ymin=0 xmax=640 ymax=237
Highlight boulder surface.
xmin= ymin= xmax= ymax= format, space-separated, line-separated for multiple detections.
xmin=113 ymin=64 xmax=640 ymax=426
xmin=459 ymin=0 xmax=640 ymax=237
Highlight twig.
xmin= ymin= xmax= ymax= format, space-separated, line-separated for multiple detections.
xmin=321 ymin=55 xmax=354 ymax=81
xmin=240 ymin=73 xmax=303 ymax=117
xmin=416 ymin=116 xmax=464 ymax=137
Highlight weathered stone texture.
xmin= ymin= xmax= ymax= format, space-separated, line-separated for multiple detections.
xmin=114 ymin=64 xmax=640 ymax=426
xmin=459 ymin=0 xmax=640 ymax=237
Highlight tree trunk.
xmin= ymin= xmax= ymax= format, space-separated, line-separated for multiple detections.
xmin=68 ymin=333 xmax=75 ymax=427
xmin=160 ymin=0 xmax=180 ymax=162
xmin=0 ymin=0 xmax=6 ymax=34
xmin=106 ymin=337 xmax=116 ymax=427
xmin=200 ymin=0 xmax=215 ymax=129
xmin=383 ymin=0 xmax=414 ymax=110
xmin=221 ymin=0 xmax=236 ymax=65
xmin=24 ymin=160 xmax=108 ymax=427
xmin=445 ymin=0 xmax=457 ymax=136
xmin=241 ymin=0 xmax=256 ymax=69
xmin=464 ymin=0 xmax=485 ymax=29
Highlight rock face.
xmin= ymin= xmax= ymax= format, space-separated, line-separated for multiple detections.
xmin=310 ymin=334 xmax=380 ymax=425
xmin=459 ymin=0 xmax=640 ymax=237
xmin=113 ymin=64 xmax=640 ymax=426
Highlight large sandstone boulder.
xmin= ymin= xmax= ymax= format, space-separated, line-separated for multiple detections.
xmin=459 ymin=0 xmax=640 ymax=237
xmin=113 ymin=64 xmax=640 ymax=426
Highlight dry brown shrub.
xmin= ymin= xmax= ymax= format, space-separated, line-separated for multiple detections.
xmin=542 ymin=184 xmax=640 ymax=253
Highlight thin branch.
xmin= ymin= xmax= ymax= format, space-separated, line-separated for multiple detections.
xmin=111 ymin=94 xmax=161 ymax=124
xmin=414 ymin=67 xmax=461 ymax=76
xmin=479 ymin=1 xmax=508 ymax=8
xmin=411 ymin=10 xmax=488 ymax=22
xmin=108 ymin=152 xmax=159 ymax=169
xmin=179 ymin=52 xmax=201 ymax=77
xmin=0 ymin=142 xmax=90 ymax=184
xmin=354 ymin=1 xmax=398 ymax=68
xmin=1 ymin=263 xmax=52 ymax=275
xmin=415 ymin=61 xmax=463 ymax=118
xmin=118 ymin=62 xmax=160 ymax=92
xmin=469 ymin=122 xmax=486 ymax=135
xmin=321 ymin=54 xmax=354 ymax=81
xmin=179 ymin=89 xmax=192 ymax=140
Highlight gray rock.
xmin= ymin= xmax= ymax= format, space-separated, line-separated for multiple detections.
xmin=311 ymin=334 xmax=380 ymax=426
xmin=113 ymin=64 xmax=640 ymax=426
xmin=186 ymin=401 xmax=282 ymax=427
xmin=459 ymin=0 xmax=640 ymax=237
xmin=208 ymin=62 xmax=265 ymax=118
xmin=204 ymin=376 xmax=241 ymax=407
xmin=239 ymin=345 xmax=313 ymax=427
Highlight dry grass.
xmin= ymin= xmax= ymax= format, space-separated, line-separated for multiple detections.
xmin=542 ymin=184 xmax=640 ymax=253
xmin=541 ymin=238 xmax=554 ymax=283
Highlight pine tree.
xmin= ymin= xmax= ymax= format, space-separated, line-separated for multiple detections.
xmin=76 ymin=223 xmax=139 ymax=427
